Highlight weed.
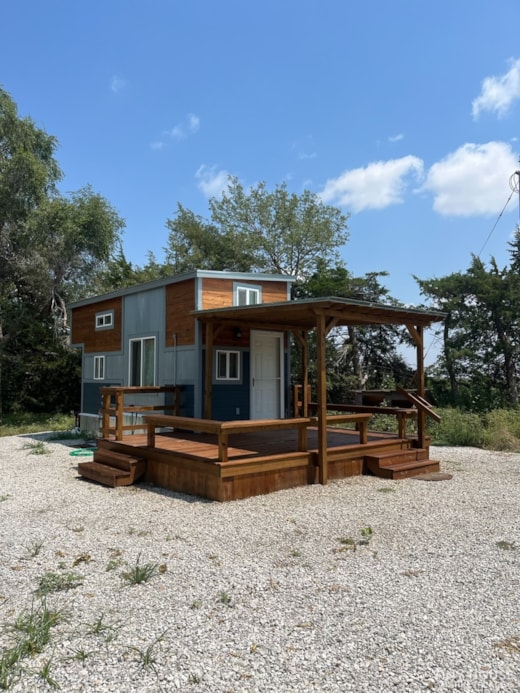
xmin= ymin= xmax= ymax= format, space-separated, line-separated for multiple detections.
xmin=0 ymin=645 xmax=23 ymax=690
xmin=359 ymin=526 xmax=373 ymax=545
xmin=121 ymin=554 xmax=158 ymax=586
xmin=106 ymin=558 xmax=124 ymax=572
xmin=0 ymin=494 xmax=10 ymax=502
xmin=72 ymin=553 xmax=92 ymax=566
xmin=377 ymin=487 xmax=395 ymax=494
xmin=217 ymin=591 xmax=232 ymax=606
xmin=70 ymin=648 xmax=93 ymax=662
xmin=6 ymin=599 xmax=63 ymax=658
xmin=496 ymin=540 xmax=516 ymax=550
xmin=336 ymin=537 xmax=356 ymax=552
xmin=190 ymin=599 xmax=202 ymax=610
xmin=291 ymin=549 xmax=302 ymax=558
xmin=36 ymin=571 xmax=84 ymax=596
xmin=494 ymin=636 xmax=520 ymax=655
xmin=132 ymin=631 xmax=168 ymax=673
xmin=23 ymin=441 xmax=49 ymax=455
xmin=25 ymin=539 xmax=45 ymax=558
xmin=38 ymin=656 xmax=60 ymax=689
xmin=70 ymin=526 xmax=84 ymax=533
xmin=189 ymin=672 xmax=202 ymax=684
xmin=86 ymin=613 xmax=120 ymax=642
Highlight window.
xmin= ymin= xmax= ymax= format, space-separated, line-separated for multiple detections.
xmin=129 ymin=337 xmax=156 ymax=386
xmin=95 ymin=311 xmax=114 ymax=329
xmin=234 ymin=284 xmax=261 ymax=306
xmin=93 ymin=355 xmax=105 ymax=380
xmin=216 ymin=350 xmax=240 ymax=381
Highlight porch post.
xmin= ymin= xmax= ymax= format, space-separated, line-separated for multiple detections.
xmin=416 ymin=324 xmax=426 ymax=448
xmin=204 ymin=321 xmax=214 ymax=419
xmin=316 ymin=312 xmax=328 ymax=484
xmin=301 ymin=331 xmax=309 ymax=416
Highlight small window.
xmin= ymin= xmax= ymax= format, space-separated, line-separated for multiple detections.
xmin=234 ymin=284 xmax=261 ymax=306
xmin=129 ymin=337 xmax=156 ymax=386
xmin=94 ymin=355 xmax=105 ymax=380
xmin=95 ymin=311 xmax=114 ymax=329
xmin=216 ymin=350 xmax=240 ymax=381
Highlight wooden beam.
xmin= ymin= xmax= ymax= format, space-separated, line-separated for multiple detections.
xmin=415 ymin=324 xmax=427 ymax=448
xmin=406 ymin=324 xmax=422 ymax=347
xmin=316 ymin=311 xmax=328 ymax=485
xmin=204 ymin=321 xmax=214 ymax=419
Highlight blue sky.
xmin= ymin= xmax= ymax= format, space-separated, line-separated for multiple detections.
xmin=2 ymin=0 xmax=520 ymax=311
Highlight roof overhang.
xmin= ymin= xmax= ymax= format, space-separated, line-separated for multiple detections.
xmin=192 ymin=296 xmax=445 ymax=331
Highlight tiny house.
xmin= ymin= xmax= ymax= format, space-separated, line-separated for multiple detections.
xmin=69 ymin=270 xmax=295 ymax=430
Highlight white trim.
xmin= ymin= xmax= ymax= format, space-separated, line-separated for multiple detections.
xmin=129 ymin=336 xmax=156 ymax=386
xmin=215 ymin=349 xmax=241 ymax=381
xmin=93 ymin=355 xmax=105 ymax=380
xmin=95 ymin=311 xmax=113 ymax=330
xmin=233 ymin=282 xmax=261 ymax=306
xmin=250 ymin=330 xmax=284 ymax=419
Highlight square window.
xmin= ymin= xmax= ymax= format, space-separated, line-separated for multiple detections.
xmin=216 ymin=350 xmax=240 ymax=381
xmin=234 ymin=284 xmax=261 ymax=306
xmin=95 ymin=311 xmax=114 ymax=329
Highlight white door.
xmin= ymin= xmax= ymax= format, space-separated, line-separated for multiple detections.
xmin=250 ymin=331 xmax=284 ymax=419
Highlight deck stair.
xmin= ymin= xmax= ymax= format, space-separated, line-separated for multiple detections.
xmin=77 ymin=449 xmax=146 ymax=487
xmin=364 ymin=448 xmax=440 ymax=480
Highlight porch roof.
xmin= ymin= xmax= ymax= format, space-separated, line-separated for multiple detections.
xmin=192 ymin=296 xmax=445 ymax=331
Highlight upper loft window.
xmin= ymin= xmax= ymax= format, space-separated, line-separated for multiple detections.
xmin=95 ymin=311 xmax=114 ymax=330
xmin=234 ymin=283 xmax=261 ymax=306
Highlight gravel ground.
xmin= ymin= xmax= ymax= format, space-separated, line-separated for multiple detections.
xmin=0 ymin=434 xmax=518 ymax=693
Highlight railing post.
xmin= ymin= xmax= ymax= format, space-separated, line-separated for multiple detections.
xmin=115 ymin=390 xmax=124 ymax=441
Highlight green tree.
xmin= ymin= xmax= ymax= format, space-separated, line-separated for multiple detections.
xmin=295 ymin=262 xmax=411 ymax=399
xmin=416 ymin=249 xmax=520 ymax=410
xmin=0 ymin=88 xmax=124 ymax=418
xmin=165 ymin=177 xmax=349 ymax=287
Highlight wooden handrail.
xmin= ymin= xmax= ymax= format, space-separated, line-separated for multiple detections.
xmin=307 ymin=401 xmax=418 ymax=439
xmin=101 ymin=386 xmax=182 ymax=440
xmin=143 ymin=413 xmax=372 ymax=463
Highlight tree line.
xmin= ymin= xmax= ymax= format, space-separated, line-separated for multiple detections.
xmin=1 ymin=87 xmax=518 ymax=420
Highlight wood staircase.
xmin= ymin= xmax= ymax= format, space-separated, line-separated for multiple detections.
xmin=364 ymin=448 xmax=440 ymax=480
xmin=77 ymin=448 xmax=146 ymax=488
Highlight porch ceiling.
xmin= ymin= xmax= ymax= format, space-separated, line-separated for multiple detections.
xmin=192 ymin=296 xmax=445 ymax=331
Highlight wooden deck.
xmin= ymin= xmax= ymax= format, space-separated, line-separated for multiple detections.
xmin=81 ymin=422 xmax=438 ymax=501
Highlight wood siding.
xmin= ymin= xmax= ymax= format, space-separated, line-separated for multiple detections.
xmin=165 ymin=279 xmax=196 ymax=347
xmin=71 ymin=298 xmax=122 ymax=353
xmin=201 ymin=278 xmax=288 ymax=309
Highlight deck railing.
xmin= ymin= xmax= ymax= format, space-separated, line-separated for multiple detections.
xmin=100 ymin=386 xmax=182 ymax=441
xmin=293 ymin=385 xmax=418 ymax=439
xmin=143 ymin=412 xmax=373 ymax=463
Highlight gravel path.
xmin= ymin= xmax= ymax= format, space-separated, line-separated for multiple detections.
xmin=0 ymin=435 xmax=518 ymax=692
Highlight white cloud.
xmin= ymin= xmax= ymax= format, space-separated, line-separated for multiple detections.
xmin=422 ymin=141 xmax=518 ymax=216
xmin=151 ymin=113 xmax=200 ymax=149
xmin=388 ymin=133 xmax=404 ymax=143
xmin=292 ymin=135 xmax=317 ymax=160
xmin=110 ymin=75 xmax=128 ymax=94
xmin=195 ymin=165 xmax=229 ymax=197
xmin=319 ymin=155 xmax=424 ymax=212
xmin=472 ymin=58 xmax=520 ymax=119
xmin=168 ymin=113 xmax=200 ymax=140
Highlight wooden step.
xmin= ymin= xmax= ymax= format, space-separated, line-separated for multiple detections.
xmin=93 ymin=448 xmax=145 ymax=472
xmin=77 ymin=461 xmax=131 ymax=487
xmin=77 ymin=451 xmax=146 ymax=488
xmin=365 ymin=448 xmax=428 ymax=468
xmin=365 ymin=448 xmax=440 ymax=480
xmin=368 ymin=458 xmax=440 ymax=480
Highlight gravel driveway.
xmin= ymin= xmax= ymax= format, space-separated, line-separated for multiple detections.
xmin=0 ymin=435 xmax=518 ymax=692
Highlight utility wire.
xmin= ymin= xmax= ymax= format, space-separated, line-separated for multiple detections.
xmin=476 ymin=187 xmax=516 ymax=259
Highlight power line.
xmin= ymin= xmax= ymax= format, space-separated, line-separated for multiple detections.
xmin=477 ymin=171 xmax=520 ymax=258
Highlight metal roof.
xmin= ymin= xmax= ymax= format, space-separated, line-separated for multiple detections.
xmin=192 ymin=296 xmax=446 ymax=330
